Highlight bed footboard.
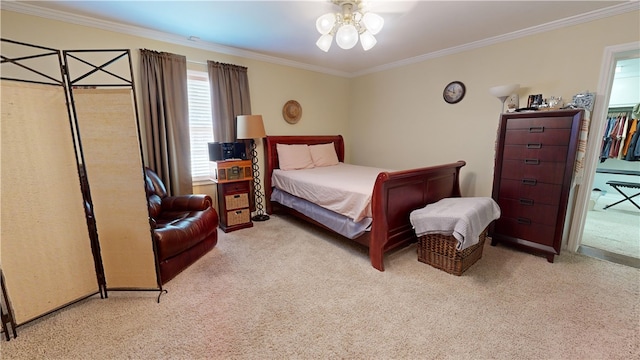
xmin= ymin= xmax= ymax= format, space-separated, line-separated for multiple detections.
xmin=368 ymin=161 xmax=466 ymax=271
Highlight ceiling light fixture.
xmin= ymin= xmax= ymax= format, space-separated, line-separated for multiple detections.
xmin=316 ymin=0 xmax=384 ymax=52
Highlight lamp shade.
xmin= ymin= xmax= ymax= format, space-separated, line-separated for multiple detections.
xmin=489 ymin=84 xmax=520 ymax=99
xmin=236 ymin=115 xmax=266 ymax=139
xmin=316 ymin=34 xmax=333 ymax=52
xmin=316 ymin=13 xmax=336 ymax=34
xmin=362 ymin=12 xmax=384 ymax=35
xmin=336 ymin=24 xmax=358 ymax=49
xmin=360 ymin=31 xmax=377 ymax=51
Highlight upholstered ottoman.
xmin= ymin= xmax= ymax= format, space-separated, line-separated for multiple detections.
xmin=410 ymin=197 xmax=500 ymax=275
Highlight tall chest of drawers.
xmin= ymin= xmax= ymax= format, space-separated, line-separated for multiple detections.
xmin=490 ymin=109 xmax=583 ymax=262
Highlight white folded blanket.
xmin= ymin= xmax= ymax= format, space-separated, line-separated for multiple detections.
xmin=409 ymin=197 xmax=501 ymax=250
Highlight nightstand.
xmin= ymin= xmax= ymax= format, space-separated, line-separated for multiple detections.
xmin=210 ymin=160 xmax=253 ymax=232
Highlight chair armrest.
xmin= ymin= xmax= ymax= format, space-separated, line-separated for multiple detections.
xmin=161 ymin=194 xmax=213 ymax=212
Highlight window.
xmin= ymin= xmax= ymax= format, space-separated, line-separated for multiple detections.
xmin=187 ymin=70 xmax=214 ymax=182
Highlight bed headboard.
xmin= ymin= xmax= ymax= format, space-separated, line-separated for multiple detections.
xmin=263 ymin=135 xmax=345 ymax=214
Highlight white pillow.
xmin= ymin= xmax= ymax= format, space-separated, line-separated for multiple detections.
xmin=277 ymin=143 xmax=314 ymax=171
xmin=309 ymin=142 xmax=339 ymax=167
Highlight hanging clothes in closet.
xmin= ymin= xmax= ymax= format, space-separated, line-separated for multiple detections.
xmin=622 ymin=118 xmax=638 ymax=160
xmin=624 ymin=103 xmax=640 ymax=161
xmin=600 ymin=107 xmax=639 ymax=162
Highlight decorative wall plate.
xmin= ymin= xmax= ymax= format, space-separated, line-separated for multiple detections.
xmin=282 ymin=100 xmax=302 ymax=124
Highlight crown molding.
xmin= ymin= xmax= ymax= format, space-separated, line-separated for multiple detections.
xmin=353 ymin=2 xmax=640 ymax=77
xmin=0 ymin=1 xmax=352 ymax=78
xmin=2 ymin=1 xmax=638 ymax=79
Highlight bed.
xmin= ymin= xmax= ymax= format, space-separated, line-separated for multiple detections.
xmin=264 ymin=135 xmax=466 ymax=271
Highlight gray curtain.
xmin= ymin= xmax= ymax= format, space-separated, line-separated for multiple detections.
xmin=207 ymin=61 xmax=251 ymax=142
xmin=140 ymin=49 xmax=192 ymax=195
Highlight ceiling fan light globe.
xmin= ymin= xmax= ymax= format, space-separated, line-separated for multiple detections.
xmin=316 ymin=13 xmax=336 ymax=34
xmin=336 ymin=24 xmax=358 ymax=49
xmin=362 ymin=12 xmax=384 ymax=35
xmin=360 ymin=31 xmax=376 ymax=51
xmin=316 ymin=34 xmax=333 ymax=52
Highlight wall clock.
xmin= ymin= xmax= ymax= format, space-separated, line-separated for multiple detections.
xmin=443 ymin=81 xmax=466 ymax=104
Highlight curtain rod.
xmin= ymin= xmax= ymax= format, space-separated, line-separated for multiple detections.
xmin=608 ymin=105 xmax=633 ymax=111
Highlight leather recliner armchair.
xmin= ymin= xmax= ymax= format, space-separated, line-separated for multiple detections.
xmin=144 ymin=167 xmax=218 ymax=284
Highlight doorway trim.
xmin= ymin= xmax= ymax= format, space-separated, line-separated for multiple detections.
xmin=566 ymin=41 xmax=640 ymax=252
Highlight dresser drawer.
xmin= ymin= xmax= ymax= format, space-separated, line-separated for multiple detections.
xmin=494 ymin=218 xmax=556 ymax=247
xmin=497 ymin=179 xmax=562 ymax=206
xmin=503 ymin=144 xmax=569 ymax=162
xmin=505 ymin=116 xmax=574 ymax=130
xmin=501 ymin=159 xmax=568 ymax=184
xmin=497 ymin=198 xmax=559 ymax=226
xmin=225 ymin=193 xmax=249 ymax=210
xmin=504 ymin=128 xmax=572 ymax=146
xmin=226 ymin=208 xmax=250 ymax=226
xmin=221 ymin=180 xmax=251 ymax=193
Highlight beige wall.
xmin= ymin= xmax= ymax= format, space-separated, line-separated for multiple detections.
xmin=2 ymin=9 xmax=638 ymax=200
xmin=0 ymin=10 xmax=351 ymax=199
xmin=349 ymin=11 xmax=640 ymax=197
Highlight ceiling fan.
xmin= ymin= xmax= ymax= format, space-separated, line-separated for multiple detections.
xmin=314 ymin=0 xmax=417 ymax=52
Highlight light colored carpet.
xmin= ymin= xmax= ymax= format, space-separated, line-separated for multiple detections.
xmin=582 ymin=192 xmax=640 ymax=259
xmin=2 ymin=215 xmax=639 ymax=359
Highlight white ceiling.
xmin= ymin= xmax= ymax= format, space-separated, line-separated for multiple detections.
xmin=7 ymin=1 xmax=638 ymax=76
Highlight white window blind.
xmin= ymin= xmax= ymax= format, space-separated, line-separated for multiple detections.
xmin=187 ymin=70 xmax=214 ymax=182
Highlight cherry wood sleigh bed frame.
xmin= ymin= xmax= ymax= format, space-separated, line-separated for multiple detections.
xmin=263 ymin=135 xmax=466 ymax=271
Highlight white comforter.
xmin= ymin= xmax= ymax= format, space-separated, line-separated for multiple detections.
xmin=271 ymin=163 xmax=390 ymax=222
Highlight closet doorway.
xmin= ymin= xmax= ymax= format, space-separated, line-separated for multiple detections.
xmin=578 ymin=54 xmax=640 ymax=267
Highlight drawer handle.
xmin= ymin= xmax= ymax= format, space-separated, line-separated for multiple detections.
xmin=521 ymin=178 xmax=537 ymax=186
xmin=529 ymin=126 xmax=545 ymax=133
xmin=233 ymin=194 xmax=241 ymax=198
xmin=519 ymin=198 xmax=534 ymax=206
xmin=524 ymin=159 xmax=540 ymax=165
xmin=526 ymin=143 xmax=542 ymax=149
xmin=517 ymin=217 xmax=532 ymax=225
xmin=235 ymin=210 xmax=242 ymax=214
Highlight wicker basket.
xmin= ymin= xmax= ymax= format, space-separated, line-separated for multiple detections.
xmin=417 ymin=227 xmax=487 ymax=276
xmin=225 ymin=193 xmax=249 ymax=210
xmin=227 ymin=209 xmax=250 ymax=226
